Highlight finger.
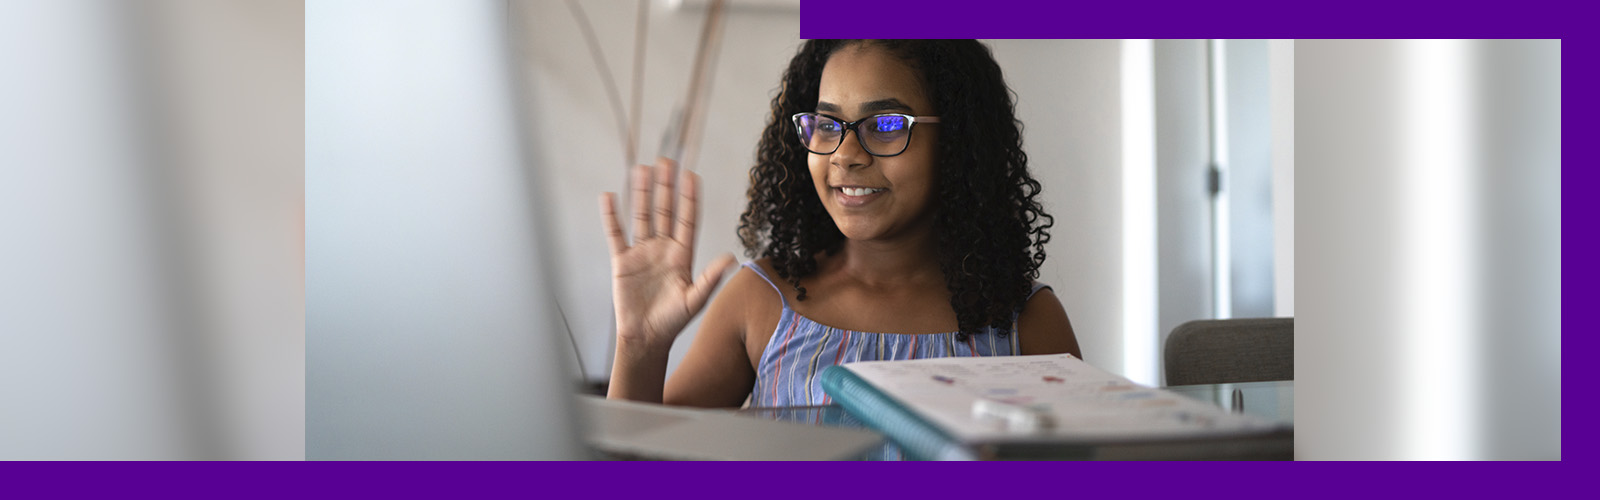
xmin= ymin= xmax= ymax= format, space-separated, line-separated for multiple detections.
xmin=629 ymin=164 xmax=653 ymax=239
xmin=686 ymin=253 xmax=739 ymax=314
xmin=673 ymin=170 xmax=699 ymax=245
xmin=599 ymin=193 xmax=628 ymax=255
xmin=651 ymin=157 xmax=678 ymax=238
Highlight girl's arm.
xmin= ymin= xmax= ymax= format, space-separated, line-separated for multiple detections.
xmin=661 ymin=267 xmax=776 ymax=407
xmin=599 ymin=158 xmax=736 ymax=403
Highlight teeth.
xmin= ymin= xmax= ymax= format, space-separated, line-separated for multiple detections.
xmin=841 ymin=187 xmax=883 ymax=196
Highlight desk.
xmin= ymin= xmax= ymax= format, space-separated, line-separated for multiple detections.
xmin=1164 ymin=380 xmax=1294 ymax=424
xmin=738 ymin=380 xmax=1294 ymax=460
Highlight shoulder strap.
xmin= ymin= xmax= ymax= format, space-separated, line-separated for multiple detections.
xmin=741 ymin=261 xmax=789 ymax=309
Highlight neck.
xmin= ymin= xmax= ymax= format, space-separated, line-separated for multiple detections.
xmin=830 ymin=225 xmax=943 ymax=289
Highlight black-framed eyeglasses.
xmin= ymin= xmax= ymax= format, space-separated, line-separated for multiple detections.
xmin=791 ymin=112 xmax=940 ymax=157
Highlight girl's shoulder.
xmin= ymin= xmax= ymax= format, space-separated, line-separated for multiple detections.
xmin=708 ymin=257 xmax=788 ymax=327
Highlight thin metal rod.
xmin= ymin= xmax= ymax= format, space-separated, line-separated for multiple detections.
xmin=566 ymin=0 xmax=633 ymax=168
xmin=627 ymin=0 xmax=649 ymax=169
xmin=675 ymin=0 xmax=727 ymax=171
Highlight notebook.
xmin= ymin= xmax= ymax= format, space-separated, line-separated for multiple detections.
xmin=820 ymin=354 xmax=1291 ymax=460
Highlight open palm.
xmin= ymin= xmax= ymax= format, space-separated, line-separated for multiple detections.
xmin=600 ymin=158 xmax=736 ymax=352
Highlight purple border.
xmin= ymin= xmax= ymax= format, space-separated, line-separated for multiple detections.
xmin=1565 ymin=37 xmax=1585 ymax=470
xmin=7 ymin=461 xmax=1574 ymax=495
xmin=19 ymin=1 xmax=1579 ymax=496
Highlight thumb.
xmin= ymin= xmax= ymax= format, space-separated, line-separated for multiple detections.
xmin=686 ymin=254 xmax=739 ymax=314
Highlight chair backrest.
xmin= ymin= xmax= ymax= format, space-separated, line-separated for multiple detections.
xmin=1163 ymin=317 xmax=1293 ymax=386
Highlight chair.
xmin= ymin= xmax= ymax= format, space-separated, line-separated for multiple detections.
xmin=1163 ymin=317 xmax=1293 ymax=386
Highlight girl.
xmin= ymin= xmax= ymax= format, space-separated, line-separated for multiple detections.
xmin=600 ymin=39 xmax=1080 ymax=407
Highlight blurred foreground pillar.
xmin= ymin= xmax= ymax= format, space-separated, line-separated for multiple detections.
xmin=1297 ymin=40 xmax=1559 ymax=460
xmin=0 ymin=0 xmax=304 ymax=460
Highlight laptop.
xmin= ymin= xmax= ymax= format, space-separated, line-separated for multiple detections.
xmin=306 ymin=0 xmax=879 ymax=460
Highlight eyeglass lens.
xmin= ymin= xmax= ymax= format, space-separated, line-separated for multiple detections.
xmin=795 ymin=114 xmax=913 ymax=156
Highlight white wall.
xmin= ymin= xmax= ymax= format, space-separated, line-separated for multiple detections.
xmin=988 ymin=39 xmax=1130 ymax=378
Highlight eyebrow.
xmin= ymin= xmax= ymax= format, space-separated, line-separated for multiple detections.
xmin=860 ymin=98 xmax=914 ymax=114
xmin=816 ymin=98 xmax=915 ymax=115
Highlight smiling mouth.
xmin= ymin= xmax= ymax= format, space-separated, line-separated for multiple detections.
xmin=832 ymin=186 xmax=887 ymax=207
xmin=838 ymin=187 xmax=886 ymax=196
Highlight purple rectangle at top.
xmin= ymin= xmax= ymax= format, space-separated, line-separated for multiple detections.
xmin=799 ymin=0 xmax=1577 ymax=38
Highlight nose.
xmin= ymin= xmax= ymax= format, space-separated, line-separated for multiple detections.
xmin=829 ymin=129 xmax=871 ymax=169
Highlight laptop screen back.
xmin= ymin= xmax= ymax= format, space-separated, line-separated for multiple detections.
xmin=306 ymin=0 xmax=583 ymax=460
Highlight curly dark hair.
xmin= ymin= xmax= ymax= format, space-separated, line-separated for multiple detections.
xmin=737 ymin=39 xmax=1053 ymax=340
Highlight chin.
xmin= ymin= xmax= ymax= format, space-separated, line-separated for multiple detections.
xmin=833 ymin=223 xmax=883 ymax=241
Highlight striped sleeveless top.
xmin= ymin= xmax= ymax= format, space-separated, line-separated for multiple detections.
xmin=744 ymin=261 xmax=1049 ymax=407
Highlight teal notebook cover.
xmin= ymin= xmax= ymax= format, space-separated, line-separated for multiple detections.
xmin=819 ymin=365 xmax=972 ymax=460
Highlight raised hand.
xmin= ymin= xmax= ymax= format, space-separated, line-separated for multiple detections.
xmin=599 ymin=158 xmax=737 ymax=357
